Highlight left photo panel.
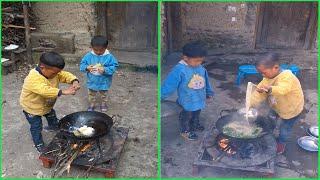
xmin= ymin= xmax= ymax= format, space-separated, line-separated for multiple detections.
xmin=1 ymin=2 xmax=157 ymax=178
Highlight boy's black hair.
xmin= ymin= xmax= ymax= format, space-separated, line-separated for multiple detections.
xmin=40 ymin=52 xmax=65 ymax=69
xmin=256 ymin=53 xmax=280 ymax=68
xmin=182 ymin=41 xmax=207 ymax=58
xmin=91 ymin=35 xmax=108 ymax=48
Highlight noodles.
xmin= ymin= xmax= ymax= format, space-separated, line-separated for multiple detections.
xmin=245 ymin=82 xmax=255 ymax=123
xmin=222 ymin=121 xmax=263 ymax=138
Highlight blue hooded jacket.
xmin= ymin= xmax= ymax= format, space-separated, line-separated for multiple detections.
xmin=161 ymin=60 xmax=214 ymax=111
xmin=80 ymin=50 xmax=119 ymax=91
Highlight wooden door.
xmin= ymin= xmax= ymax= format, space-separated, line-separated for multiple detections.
xmin=255 ymin=2 xmax=317 ymax=49
xmin=106 ymin=2 xmax=157 ymax=50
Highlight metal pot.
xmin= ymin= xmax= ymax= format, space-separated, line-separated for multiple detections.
xmin=58 ymin=111 xmax=114 ymax=141
xmin=215 ymin=109 xmax=275 ymax=141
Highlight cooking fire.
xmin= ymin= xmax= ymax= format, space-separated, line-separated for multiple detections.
xmin=39 ymin=127 xmax=129 ymax=178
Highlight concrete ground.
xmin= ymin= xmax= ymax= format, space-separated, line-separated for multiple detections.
xmin=2 ymin=52 xmax=157 ymax=178
xmin=161 ymin=52 xmax=318 ymax=178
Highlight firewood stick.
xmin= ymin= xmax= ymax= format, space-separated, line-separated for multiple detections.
xmin=55 ymin=149 xmax=81 ymax=177
xmin=84 ymin=158 xmax=96 ymax=178
xmin=3 ymin=12 xmax=25 ymax=19
xmin=2 ymin=24 xmax=36 ymax=30
xmin=44 ymin=149 xmax=59 ymax=155
xmin=2 ymin=7 xmax=13 ymax=12
xmin=81 ymin=143 xmax=92 ymax=152
xmin=22 ymin=2 xmax=33 ymax=64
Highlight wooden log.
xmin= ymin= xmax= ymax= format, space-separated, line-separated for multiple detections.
xmin=2 ymin=7 xmax=13 ymax=12
xmin=3 ymin=12 xmax=25 ymax=19
xmin=22 ymin=2 xmax=33 ymax=64
xmin=2 ymin=24 xmax=36 ymax=30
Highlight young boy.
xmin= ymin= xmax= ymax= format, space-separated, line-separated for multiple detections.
xmin=20 ymin=52 xmax=81 ymax=153
xmin=80 ymin=35 xmax=119 ymax=112
xmin=249 ymin=53 xmax=304 ymax=154
xmin=161 ymin=41 xmax=214 ymax=140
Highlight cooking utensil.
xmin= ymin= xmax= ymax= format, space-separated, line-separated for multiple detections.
xmin=297 ymin=136 xmax=318 ymax=152
xmin=59 ymin=111 xmax=113 ymax=141
xmin=307 ymin=126 xmax=318 ymax=138
xmin=216 ymin=109 xmax=272 ymax=141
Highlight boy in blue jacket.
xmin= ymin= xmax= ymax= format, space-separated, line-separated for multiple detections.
xmin=161 ymin=41 xmax=214 ymax=140
xmin=80 ymin=36 xmax=119 ymax=112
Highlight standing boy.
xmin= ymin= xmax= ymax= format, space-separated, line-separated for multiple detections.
xmin=161 ymin=41 xmax=214 ymax=140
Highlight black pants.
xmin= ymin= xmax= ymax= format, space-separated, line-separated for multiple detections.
xmin=178 ymin=109 xmax=201 ymax=133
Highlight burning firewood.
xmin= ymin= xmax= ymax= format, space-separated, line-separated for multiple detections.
xmin=81 ymin=144 xmax=92 ymax=152
xmin=51 ymin=141 xmax=96 ymax=178
xmin=217 ymin=137 xmax=236 ymax=156
xmin=71 ymin=144 xmax=78 ymax=149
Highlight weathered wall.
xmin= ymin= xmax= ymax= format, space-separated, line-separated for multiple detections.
xmin=163 ymin=2 xmax=317 ymax=69
xmin=180 ymin=2 xmax=257 ymax=49
xmin=32 ymin=2 xmax=96 ymax=54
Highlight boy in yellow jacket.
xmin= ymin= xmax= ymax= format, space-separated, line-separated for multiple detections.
xmin=249 ymin=53 xmax=304 ymax=154
xmin=20 ymin=52 xmax=81 ymax=153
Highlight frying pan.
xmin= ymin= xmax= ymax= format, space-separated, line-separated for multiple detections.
xmin=215 ymin=109 xmax=275 ymax=141
xmin=59 ymin=111 xmax=114 ymax=141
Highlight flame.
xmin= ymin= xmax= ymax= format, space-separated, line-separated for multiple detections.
xmin=218 ymin=137 xmax=236 ymax=155
xmin=80 ymin=144 xmax=92 ymax=152
xmin=72 ymin=144 xmax=78 ymax=149
xmin=218 ymin=138 xmax=229 ymax=149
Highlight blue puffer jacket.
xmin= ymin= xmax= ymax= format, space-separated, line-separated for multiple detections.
xmin=161 ymin=60 xmax=214 ymax=111
xmin=80 ymin=50 xmax=119 ymax=91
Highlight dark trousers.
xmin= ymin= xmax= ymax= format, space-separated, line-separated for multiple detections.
xmin=278 ymin=115 xmax=301 ymax=144
xmin=23 ymin=109 xmax=59 ymax=146
xmin=268 ymin=110 xmax=301 ymax=144
xmin=178 ymin=109 xmax=201 ymax=133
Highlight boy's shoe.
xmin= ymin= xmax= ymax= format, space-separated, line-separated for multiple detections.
xmin=43 ymin=125 xmax=59 ymax=132
xmin=87 ymin=106 xmax=95 ymax=111
xmin=276 ymin=143 xmax=286 ymax=154
xmin=35 ymin=144 xmax=46 ymax=154
xmin=180 ymin=131 xmax=198 ymax=141
xmin=100 ymin=103 xmax=108 ymax=112
xmin=194 ymin=124 xmax=205 ymax=131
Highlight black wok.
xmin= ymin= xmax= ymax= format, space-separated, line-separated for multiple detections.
xmin=215 ymin=109 xmax=275 ymax=141
xmin=59 ymin=111 xmax=113 ymax=141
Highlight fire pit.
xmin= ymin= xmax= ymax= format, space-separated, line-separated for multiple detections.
xmin=193 ymin=121 xmax=276 ymax=177
xmin=39 ymin=127 xmax=129 ymax=178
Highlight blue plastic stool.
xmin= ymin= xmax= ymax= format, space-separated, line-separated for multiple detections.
xmin=235 ymin=64 xmax=300 ymax=86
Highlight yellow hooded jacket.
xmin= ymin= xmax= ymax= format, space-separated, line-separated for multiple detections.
xmin=20 ymin=69 xmax=77 ymax=116
xmin=249 ymin=70 xmax=304 ymax=119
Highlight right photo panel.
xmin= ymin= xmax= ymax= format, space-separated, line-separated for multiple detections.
xmin=161 ymin=2 xmax=318 ymax=178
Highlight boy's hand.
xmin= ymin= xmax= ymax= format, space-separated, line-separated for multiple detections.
xmin=87 ymin=65 xmax=95 ymax=73
xmin=256 ymin=85 xmax=271 ymax=93
xmin=62 ymin=86 xmax=76 ymax=95
xmin=72 ymin=81 xmax=81 ymax=91
xmin=97 ymin=67 xmax=104 ymax=74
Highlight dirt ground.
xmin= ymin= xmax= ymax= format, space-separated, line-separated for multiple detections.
xmin=2 ymin=55 xmax=157 ymax=177
xmin=161 ymin=52 xmax=318 ymax=178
